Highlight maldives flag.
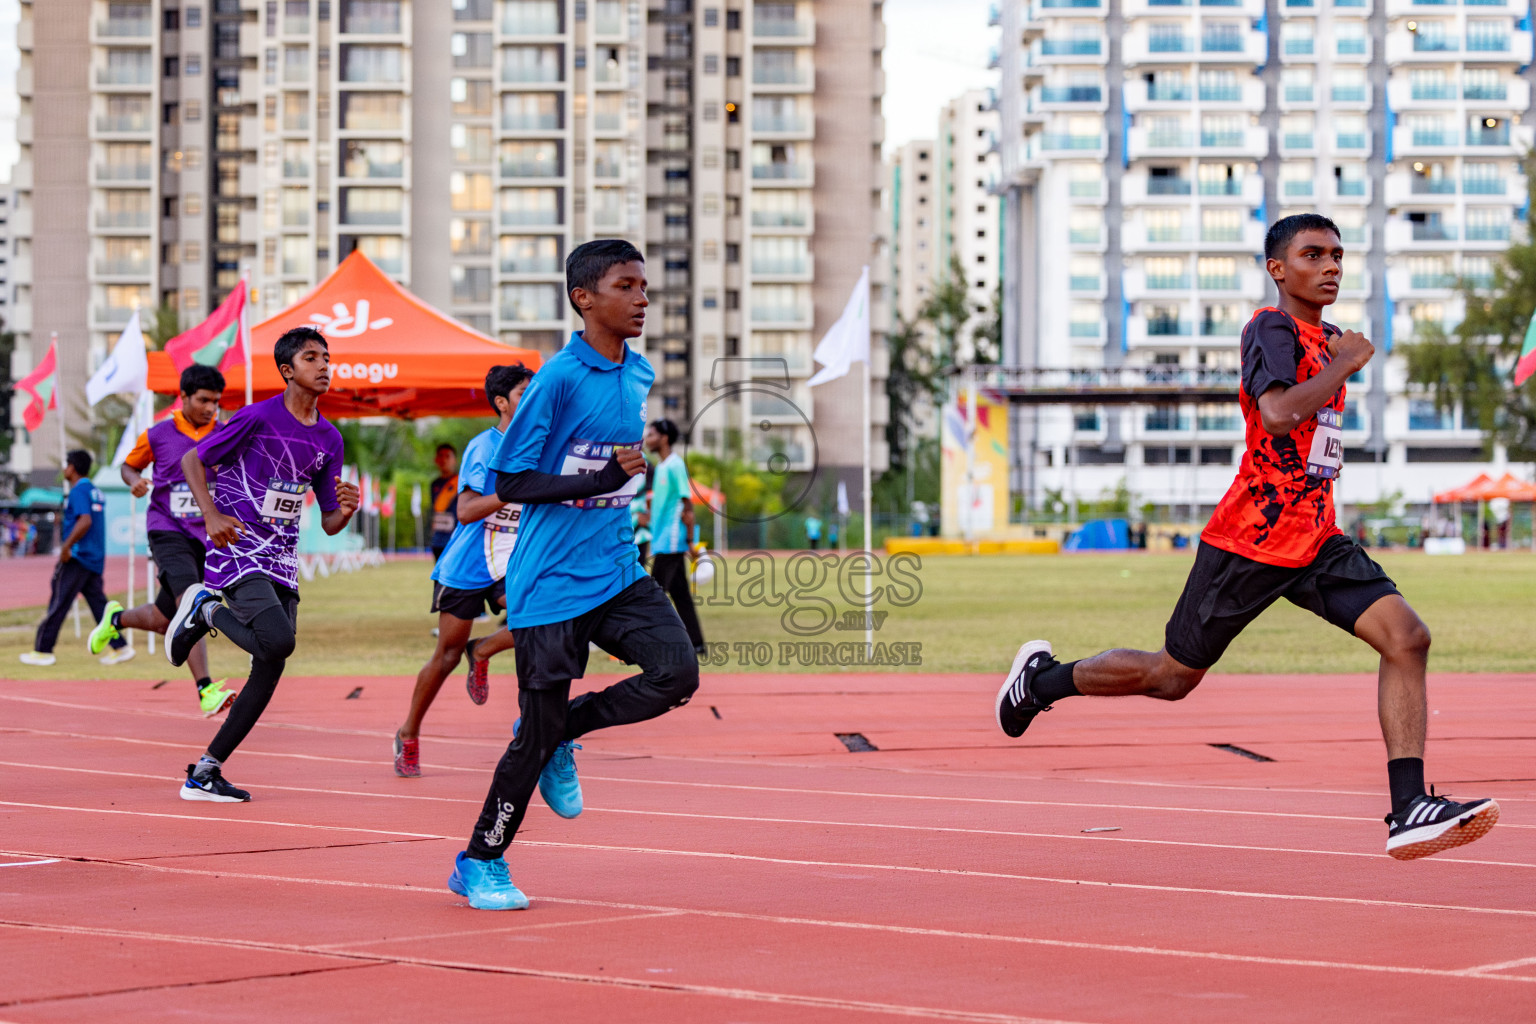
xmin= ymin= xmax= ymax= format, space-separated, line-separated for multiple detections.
xmin=1518 ymin=315 xmax=1536 ymax=387
xmin=164 ymin=284 xmax=246 ymax=373
xmin=16 ymin=338 xmax=58 ymax=432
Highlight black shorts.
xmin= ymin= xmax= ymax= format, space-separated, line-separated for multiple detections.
xmin=148 ymin=529 xmax=207 ymax=619
xmin=431 ymin=578 xmax=506 ymax=621
xmin=1164 ymin=535 xmax=1401 ymax=671
xmin=512 ymin=575 xmax=694 ymax=691
xmin=222 ymin=574 xmax=300 ymax=633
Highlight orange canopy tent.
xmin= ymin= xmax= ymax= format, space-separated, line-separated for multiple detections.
xmin=1432 ymin=472 xmax=1536 ymax=503
xmin=146 ymin=251 xmax=543 ymax=418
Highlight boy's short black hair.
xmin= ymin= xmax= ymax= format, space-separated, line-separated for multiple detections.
xmin=649 ymin=417 xmax=680 ymax=446
xmin=66 ymin=449 xmax=93 ymax=476
xmin=565 ymin=238 xmax=644 ymax=314
xmin=484 ymin=363 xmax=535 ymax=414
xmin=1264 ymin=213 xmax=1342 ymax=261
xmin=274 ymin=326 xmax=328 ymax=371
xmin=179 ymin=364 xmax=226 ymax=397
xmin=435 ymin=443 xmax=456 ymax=456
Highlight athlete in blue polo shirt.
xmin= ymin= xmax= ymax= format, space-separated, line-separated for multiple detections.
xmin=21 ymin=450 xmax=129 ymax=666
xmin=393 ymin=363 xmax=533 ymax=778
xmin=448 ymin=239 xmax=700 ymax=911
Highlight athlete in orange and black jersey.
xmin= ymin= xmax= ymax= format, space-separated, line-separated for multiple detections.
xmin=1203 ymin=307 xmax=1344 ymax=567
xmin=991 ymin=214 xmax=1500 ymax=862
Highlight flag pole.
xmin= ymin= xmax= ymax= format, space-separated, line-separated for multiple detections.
xmin=862 ymin=354 xmax=874 ymax=659
xmin=51 ymin=332 xmax=66 ymax=482
xmin=241 ymin=273 xmax=254 ymax=407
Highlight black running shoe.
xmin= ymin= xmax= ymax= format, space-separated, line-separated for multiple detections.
xmin=167 ymin=585 xmax=220 ymax=668
xmin=1386 ymin=789 xmax=1499 ymax=860
xmin=179 ymin=763 xmax=251 ymax=803
xmin=995 ymin=640 xmax=1055 ymax=739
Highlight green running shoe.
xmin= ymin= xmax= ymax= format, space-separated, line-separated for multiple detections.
xmin=199 ymin=678 xmax=237 ymax=718
xmin=88 ymin=601 xmax=124 ymax=655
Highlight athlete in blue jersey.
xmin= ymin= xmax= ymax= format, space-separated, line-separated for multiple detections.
xmin=448 ymin=239 xmax=700 ymax=910
xmin=393 ymin=364 xmax=532 ymax=778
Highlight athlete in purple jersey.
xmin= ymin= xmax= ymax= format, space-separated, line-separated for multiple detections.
xmin=89 ymin=365 xmax=237 ymax=715
xmin=166 ymin=327 xmax=358 ymax=803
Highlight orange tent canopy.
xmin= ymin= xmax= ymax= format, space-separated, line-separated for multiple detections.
xmin=1433 ymin=472 xmax=1536 ymax=503
xmin=689 ymin=480 xmax=725 ymax=508
xmin=146 ymin=251 xmax=544 ymax=418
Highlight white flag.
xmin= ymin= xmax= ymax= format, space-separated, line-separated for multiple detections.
xmin=410 ymin=482 xmax=423 ymax=517
xmin=807 ymin=266 xmax=871 ymax=387
xmin=87 ymin=311 xmax=150 ymax=406
xmin=110 ymin=391 xmax=156 ymax=468
xmin=836 ymin=480 xmax=850 ymax=517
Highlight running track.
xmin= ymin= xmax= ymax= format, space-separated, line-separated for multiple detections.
xmin=0 ymin=671 xmax=1532 ymax=1022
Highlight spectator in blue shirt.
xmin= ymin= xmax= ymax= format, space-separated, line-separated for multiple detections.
xmin=20 ymin=450 xmax=129 ymax=667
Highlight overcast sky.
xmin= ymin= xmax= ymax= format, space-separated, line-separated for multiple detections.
xmin=881 ymin=0 xmax=996 ymax=152
xmin=0 ymin=0 xmax=16 ymax=183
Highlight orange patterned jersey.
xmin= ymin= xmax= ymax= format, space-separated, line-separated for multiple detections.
xmin=1201 ymin=308 xmax=1345 ymax=568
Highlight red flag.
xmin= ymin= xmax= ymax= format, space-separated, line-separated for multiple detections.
xmin=164 ymin=286 xmax=246 ymax=373
xmin=380 ymin=483 xmax=397 ymax=518
xmin=16 ymin=339 xmax=58 ymax=432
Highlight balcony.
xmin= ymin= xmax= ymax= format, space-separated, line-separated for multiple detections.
xmin=96 ymin=163 xmax=153 ymax=182
xmin=1199 ymin=84 xmax=1242 ymax=102
xmin=1336 ymin=38 xmax=1369 ymax=56
xmin=1201 ymin=32 xmax=1246 ymax=53
xmin=1467 ymin=124 xmax=1511 ymax=146
xmin=340 ymin=209 xmax=403 ymax=228
xmin=1465 ymin=82 xmax=1509 ymax=101
xmin=1145 ymin=273 xmax=1192 ymax=290
xmin=1283 ymin=38 xmax=1315 ymax=56
xmin=751 ymin=304 xmax=812 ymax=324
xmin=1284 ymin=85 xmax=1315 ymax=103
xmin=1041 ymin=133 xmax=1106 ymax=152
xmin=95 ymin=210 xmax=152 ymax=229
xmin=752 ymin=162 xmax=812 ymax=181
xmin=1128 ymin=128 xmax=1195 ymax=157
xmin=752 ymin=256 xmax=813 ymax=277
xmin=1412 ymin=221 xmax=1458 ymax=242
xmin=283 ymin=159 xmax=310 ymax=178
xmin=1202 ymin=318 xmax=1244 ymax=337
xmin=1410 ymin=273 xmax=1456 ymax=289
xmin=1465 ymin=32 xmax=1510 ymax=52
xmin=595 ymin=2 xmax=626 ymax=36
xmin=97 ymin=18 xmax=153 ymax=38
xmin=1199 ymin=273 xmax=1242 ymax=290
xmin=1199 ymin=126 xmax=1266 ymax=157
xmin=1145 ymin=319 xmax=1192 ymax=336
xmin=1040 ymin=86 xmax=1103 ymax=104
xmin=500 ymin=254 xmax=562 ymax=275
xmin=1465 ymin=222 xmax=1512 ymax=241
xmin=1069 ymin=321 xmax=1102 ymax=338
xmin=502 ymin=10 xmax=561 ymax=35
xmin=1337 ymin=179 xmax=1369 ymax=197
xmin=1332 ymin=85 xmax=1369 ymax=103
xmin=754 ymin=18 xmax=814 ymax=41
xmin=95 ymin=114 xmax=151 ymax=133
xmin=1147 ymin=34 xmax=1193 ymax=53
xmin=1070 ymin=274 xmax=1104 ymax=292
xmin=1413 ymin=177 xmax=1456 ymax=195
xmin=753 ymin=66 xmax=812 ymax=87
xmin=96 ymin=67 xmax=153 ymax=87
xmin=1040 ymin=39 xmax=1102 ymax=56
xmin=502 ymin=113 xmax=561 ymax=132
xmin=1462 ymin=176 xmax=1507 ymax=195
xmin=500 ymin=208 xmax=561 ymax=227
xmin=752 ymin=209 xmax=810 ymax=228
xmin=1040 ymin=0 xmax=1103 ymax=7
xmin=1148 ymin=177 xmax=1191 ymax=196
xmin=1144 ymin=408 xmax=1192 ymax=432
xmin=1283 ymin=132 xmax=1314 ymax=151
xmin=1412 ymin=36 xmax=1458 ymax=53
xmin=753 ymin=114 xmax=812 ymax=134
xmin=1070 ymin=226 xmax=1103 ymax=244
xmin=1147 ymin=83 xmax=1192 ymax=102
xmin=1336 ymin=132 xmax=1368 ymax=149
xmin=94 ymin=258 xmax=150 ymax=277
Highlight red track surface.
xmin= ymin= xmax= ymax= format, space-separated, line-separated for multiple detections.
xmin=0 ymin=670 xmax=1532 ymax=1022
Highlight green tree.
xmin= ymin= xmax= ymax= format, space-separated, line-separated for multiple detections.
xmin=1404 ymin=159 xmax=1536 ymax=460
xmin=882 ymin=314 xmax=943 ymax=476
xmin=971 ymin=282 xmax=1003 ymax=365
xmin=0 ymin=320 xmax=14 ymax=462
xmin=923 ymin=254 xmax=973 ymax=370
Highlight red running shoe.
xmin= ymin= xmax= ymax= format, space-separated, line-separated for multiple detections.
xmin=465 ymin=638 xmax=490 ymax=706
xmin=393 ymin=729 xmax=420 ymax=778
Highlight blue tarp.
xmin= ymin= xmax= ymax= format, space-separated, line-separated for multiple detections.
xmin=1064 ymin=518 xmax=1130 ymax=551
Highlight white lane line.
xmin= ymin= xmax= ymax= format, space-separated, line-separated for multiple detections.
xmin=1456 ymin=955 xmax=1536 ymax=976
xmin=0 ymin=802 xmax=445 ymax=841
xmin=5 ymin=816 xmax=1532 ymax=920
xmin=0 ymin=919 xmax=1095 ymax=1024
xmin=0 ymin=859 xmax=61 ymax=868
xmin=3 ymin=761 xmax=1531 ymax=871
xmin=9 ymin=696 xmax=1534 ymax=807
xmin=308 ymin=910 xmax=688 ymax=950
xmin=2 ymin=865 xmax=1534 ymax=988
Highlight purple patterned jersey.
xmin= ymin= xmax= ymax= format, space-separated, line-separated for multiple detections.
xmin=195 ymin=395 xmax=345 ymax=590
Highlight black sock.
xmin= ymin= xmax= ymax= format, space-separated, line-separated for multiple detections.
xmin=195 ymin=676 xmax=212 ymax=693
xmin=1387 ymin=757 xmax=1426 ymax=816
xmin=110 ymin=610 xmax=122 ymax=630
xmin=1032 ymin=660 xmax=1080 ymax=704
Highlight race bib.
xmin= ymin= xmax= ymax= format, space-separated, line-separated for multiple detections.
xmin=559 ymin=440 xmax=643 ymax=510
xmin=431 ymin=511 xmax=455 ymax=534
xmin=1306 ymin=408 xmax=1344 ymax=479
xmin=483 ymin=503 xmax=521 ymax=579
xmin=258 ymin=479 xmax=309 ymax=525
xmin=169 ymin=483 xmax=203 ymax=519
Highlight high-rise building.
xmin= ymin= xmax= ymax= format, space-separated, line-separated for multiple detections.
xmin=886 ymin=138 xmax=937 ymax=326
xmin=936 ymin=88 xmax=999 ymax=339
xmin=995 ymin=0 xmax=1531 ymax=517
xmin=655 ymin=0 xmax=888 ymax=482
xmin=8 ymin=0 xmax=885 ymax=488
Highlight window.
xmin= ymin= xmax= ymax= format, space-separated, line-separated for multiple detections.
xmin=342 ymin=139 xmax=404 ymax=178
xmin=500 ymin=140 xmax=561 ymax=177
xmin=452 ymin=32 xmax=492 ymax=67
xmin=500 ymin=283 xmax=561 ymax=322
xmin=352 ymin=235 xmax=405 ymax=273
xmin=450 ymin=78 xmax=493 ymax=116
xmin=498 ymin=235 xmax=561 ymax=273
xmin=451 ymin=0 xmax=492 ymax=20
xmin=343 ymin=0 xmax=402 ymax=34
xmin=341 ymin=187 xmax=404 ymax=225
xmin=451 ymin=265 xmax=492 ymax=304
xmin=341 ymin=45 xmax=403 ymax=82
xmin=502 ymin=44 xmax=562 ymax=82
xmin=502 ymin=92 xmax=562 ymax=131
xmin=450 ymin=218 xmax=493 ymax=255
xmin=185 ymin=54 xmax=202 ymax=75
xmin=499 ymin=187 xmax=561 ymax=225
xmin=1200 ymin=207 xmax=1242 ymax=242
xmin=449 ymin=172 xmax=493 ymax=212
xmin=340 ymin=92 xmax=402 ymax=129
xmin=450 ymin=124 xmax=493 ymax=163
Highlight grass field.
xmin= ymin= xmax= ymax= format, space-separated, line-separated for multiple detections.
xmin=3 ymin=550 xmax=1534 ymax=681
